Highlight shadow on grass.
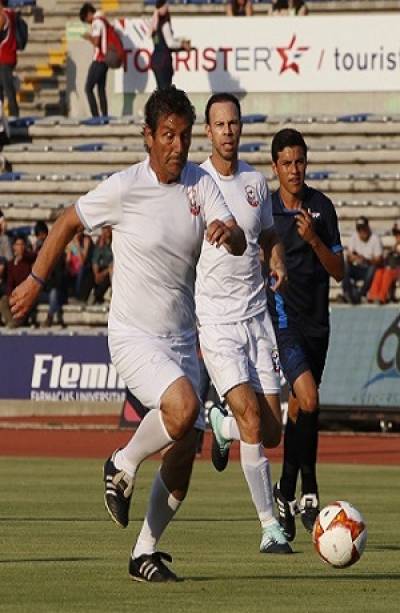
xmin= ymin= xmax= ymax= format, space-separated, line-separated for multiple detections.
xmin=184 ymin=572 xmax=400 ymax=582
xmin=0 ymin=557 xmax=102 ymax=564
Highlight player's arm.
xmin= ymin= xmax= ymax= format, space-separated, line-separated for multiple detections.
xmin=259 ymin=227 xmax=287 ymax=292
xmin=206 ymin=218 xmax=246 ymax=255
xmin=9 ymin=205 xmax=84 ymax=321
xmin=296 ymin=209 xmax=344 ymax=282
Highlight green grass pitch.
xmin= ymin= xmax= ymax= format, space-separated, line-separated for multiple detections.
xmin=0 ymin=458 xmax=399 ymax=613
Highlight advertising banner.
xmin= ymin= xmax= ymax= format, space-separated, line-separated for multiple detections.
xmin=0 ymin=335 xmax=126 ymax=401
xmin=320 ymin=307 xmax=400 ymax=409
xmin=113 ymin=14 xmax=400 ymax=94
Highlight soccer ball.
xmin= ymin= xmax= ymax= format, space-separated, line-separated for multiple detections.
xmin=312 ymin=501 xmax=367 ymax=568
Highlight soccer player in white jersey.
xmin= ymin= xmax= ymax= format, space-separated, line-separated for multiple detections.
xmin=9 ymin=87 xmax=246 ymax=582
xmin=196 ymin=93 xmax=292 ymax=554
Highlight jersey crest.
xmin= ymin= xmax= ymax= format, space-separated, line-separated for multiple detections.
xmin=245 ymin=185 xmax=259 ymax=208
xmin=187 ymin=186 xmax=200 ymax=216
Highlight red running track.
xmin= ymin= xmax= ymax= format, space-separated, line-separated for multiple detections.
xmin=0 ymin=415 xmax=399 ymax=464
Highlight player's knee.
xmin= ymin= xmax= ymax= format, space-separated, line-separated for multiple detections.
xmin=262 ymin=426 xmax=281 ymax=449
xmin=300 ymin=391 xmax=319 ymax=413
xmin=164 ymin=396 xmax=200 ymax=440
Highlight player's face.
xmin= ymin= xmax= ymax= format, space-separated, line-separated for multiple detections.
xmin=272 ymin=146 xmax=307 ymax=197
xmin=145 ymin=113 xmax=192 ymax=184
xmin=206 ymin=101 xmax=242 ymax=162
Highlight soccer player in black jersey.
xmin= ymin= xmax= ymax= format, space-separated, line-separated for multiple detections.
xmin=267 ymin=129 xmax=344 ymax=542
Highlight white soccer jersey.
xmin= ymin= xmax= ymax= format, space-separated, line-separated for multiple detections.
xmin=76 ymin=158 xmax=233 ymax=337
xmin=196 ymin=158 xmax=273 ymax=325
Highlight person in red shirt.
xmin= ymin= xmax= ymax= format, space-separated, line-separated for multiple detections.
xmin=0 ymin=0 xmax=19 ymax=117
xmin=0 ymin=235 xmax=34 ymax=326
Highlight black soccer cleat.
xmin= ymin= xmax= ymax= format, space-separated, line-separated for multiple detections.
xmin=300 ymin=493 xmax=320 ymax=533
xmin=273 ymin=482 xmax=298 ymax=542
xmin=208 ymin=405 xmax=232 ymax=472
xmin=129 ymin=551 xmax=179 ymax=583
xmin=103 ymin=450 xmax=134 ymax=528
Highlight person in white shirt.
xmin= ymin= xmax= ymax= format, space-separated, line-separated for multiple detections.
xmin=80 ymin=3 xmax=109 ymax=117
xmin=196 ymin=93 xmax=292 ymax=555
xmin=342 ymin=215 xmax=383 ymax=304
xmin=9 ymin=86 xmax=246 ymax=582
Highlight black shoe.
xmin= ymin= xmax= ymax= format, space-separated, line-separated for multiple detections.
xmin=273 ymin=482 xmax=298 ymax=542
xmin=129 ymin=551 xmax=179 ymax=583
xmin=103 ymin=450 xmax=134 ymax=528
xmin=300 ymin=493 xmax=320 ymax=533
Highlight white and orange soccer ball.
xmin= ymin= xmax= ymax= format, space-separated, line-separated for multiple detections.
xmin=312 ymin=501 xmax=367 ymax=568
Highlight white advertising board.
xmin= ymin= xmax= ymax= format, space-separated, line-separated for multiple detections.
xmin=113 ymin=14 xmax=400 ymax=94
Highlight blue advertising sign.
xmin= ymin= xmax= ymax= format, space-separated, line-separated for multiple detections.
xmin=320 ymin=306 xmax=400 ymax=409
xmin=0 ymin=333 xmax=125 ymax=401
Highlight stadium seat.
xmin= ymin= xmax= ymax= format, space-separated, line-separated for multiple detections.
xmin=337 ymin=113 xmax=371 ymax=123
xmin=0 ymin=172 xmax=24 ymax=181
xmin=306 ymin=171 xmax=331 ymax=180
xmin=242 ymin=114 xmax=267 ymax=124
xmin=73 ymin=143 xmax=105 ymax=152
xmin=80 ymin=117 xmax=114 ymax=126
xmin=239 ymin=142 xmax=264 ymax=153
xmin=8 ymin=117 xmax=38 ymax=128
xmin=8 ymin=0 xmax=36 ymax=7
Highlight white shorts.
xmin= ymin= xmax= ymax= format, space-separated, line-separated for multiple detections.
xmin=198 ymin=310 xmax=280 ymax=398
xmin=108 ymin=327 xmax=205 ymax=430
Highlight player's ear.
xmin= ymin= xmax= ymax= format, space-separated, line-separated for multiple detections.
xmin=205 ymin=122 xmax=212 ymax=143
xmin=143 ymin=125 xmax=153 ymax=151
xmin=271 ymin=161 xmax=278 ymax=177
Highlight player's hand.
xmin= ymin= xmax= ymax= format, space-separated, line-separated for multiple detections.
xmin=269 ymin=266 xmax=288 ymax=292
xmin=206 ymin=219 xmax=232 ymax=249
xmin=9 ymin=275 xmax=41 ymax=322
xmin=296 ymin=208 xmax=316 ymax=244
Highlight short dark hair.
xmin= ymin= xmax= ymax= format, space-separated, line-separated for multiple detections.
xmin=271 ymin=128 xmax=308 ymax=163
xmin=0 ymin=1 xmax=9 ymax=8
xmin=34 ymin=221 xmax=48 ymax=236
xmin=144 ymin=86 xmax=196 ymax=135
xmin=205 ymin=93 xmax=241 ymax=125
xmin=79 ymin=3 xmax=96 ymax=22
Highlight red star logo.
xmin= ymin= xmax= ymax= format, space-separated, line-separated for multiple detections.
xmin=277 ymin=35 xmax=309 ymax=75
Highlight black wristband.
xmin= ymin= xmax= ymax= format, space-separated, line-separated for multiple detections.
xmin=30 ymin=271 xmax=46 ymax=288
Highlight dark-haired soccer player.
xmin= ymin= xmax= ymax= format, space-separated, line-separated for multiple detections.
xmin=9 ymin=86 xmax=246 ymax=582
xmin=268 ymin=128 xmax=344 ymax=542
xmin=196 ymin=93 xmax=292 ymax=554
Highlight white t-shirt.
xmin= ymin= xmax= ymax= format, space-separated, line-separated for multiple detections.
xmin=76 ymin=158 xmax=233 ymax=337
xmin=349 ymin=231 xmax=383 ymax=260
xmin=196 ymin=158 xmax=273 ymax=325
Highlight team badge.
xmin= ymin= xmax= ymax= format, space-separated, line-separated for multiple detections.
xmin=187 ymin=186 xmax=200 ymax=216
xmin=245 ymin=185 xmax=259 ymax=208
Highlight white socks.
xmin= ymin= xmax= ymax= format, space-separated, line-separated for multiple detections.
xmin=133 ymin=471 xmax=181 ymax=558
xmin=115 ymin=410 xmax=174 ymax=478
xmin=220 ymin=415 xmax=241 ymax=441
xmin=240 ymin=441 xmax=274 ymax=527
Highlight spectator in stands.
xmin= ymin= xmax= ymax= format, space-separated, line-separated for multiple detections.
xmin=65 ymin=230 xmax=94 ymax=302
xmin=33 ymin=221 xmax=66 ymax=327
xmin=342 ymin=216 xmax=383 ymax=305
xmin=79 ymin=3 xmax=109 ymax=117
xmin=0 ymin=254 xmax=6 ymax=297
xmin=150 ymin=0 xmax=190 ymax=90
xmin=0 ymin=208 xmax=12 ymax=260
xmin=0 ymin=0 xmax=19 ymax=117
xmin=91 ymin=225 xmax=112 ymax=303
xmin=0 ymin=235 xmax=34 ymax=326
xmin=272 ymin=0 xmax=309 ymax=16
xmin=226 ymin=0 xmax=253 ymax=17
xmin=367 ymin=223 xmax=400 ymax=304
